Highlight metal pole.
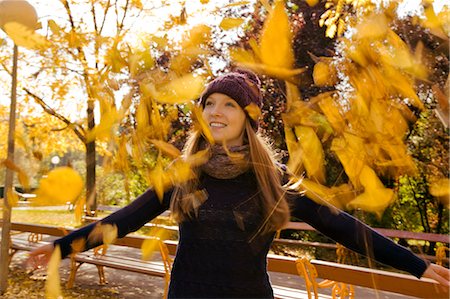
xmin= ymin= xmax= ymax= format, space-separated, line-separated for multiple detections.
xmin=0 ymin=44 xmax=19 ymax=294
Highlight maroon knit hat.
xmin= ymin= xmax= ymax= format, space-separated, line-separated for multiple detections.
xmin=199 ymin=68 xmax=263 ymax=131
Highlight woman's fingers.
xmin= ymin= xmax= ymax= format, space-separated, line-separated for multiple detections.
xmin=423 ymin=264 xmax=450 ymax=287
xmin=26 ymin=243 xmax=54 ymax=270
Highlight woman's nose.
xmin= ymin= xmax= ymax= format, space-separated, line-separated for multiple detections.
xmin=210 ymin=105 xmax=222 ymax=116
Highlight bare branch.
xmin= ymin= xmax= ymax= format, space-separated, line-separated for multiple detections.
xmin=23 ymin=87 xmax=86 ymax=144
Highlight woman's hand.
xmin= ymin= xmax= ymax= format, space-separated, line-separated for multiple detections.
xmin=422 ymin=263 xmax=450 ymax=288
xmin=27 ymin=243 xmax=54 ymax=270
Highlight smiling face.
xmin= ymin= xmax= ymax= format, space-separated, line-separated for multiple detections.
xmin=202 ymin=93 xmax=247 ymax=147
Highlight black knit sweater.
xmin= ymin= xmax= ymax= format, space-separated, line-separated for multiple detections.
xmin=54 ymin=171 xmax=428 ymax=298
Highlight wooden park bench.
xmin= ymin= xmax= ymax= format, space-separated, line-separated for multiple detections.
xmin=4 ymin=221 xmax=449 ymax=299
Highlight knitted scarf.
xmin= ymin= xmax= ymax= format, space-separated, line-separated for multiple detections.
xmin=200 ymin=143 xmax=251 ymax=179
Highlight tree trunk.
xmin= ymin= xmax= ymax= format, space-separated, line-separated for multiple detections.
xmin=0 ymin=45 xmax=19 ymax=295
xmin=86 ymin=98 xmax=96 ymax=215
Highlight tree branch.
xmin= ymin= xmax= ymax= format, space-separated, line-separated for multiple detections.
xmin=23 ymin=87 xmax=86 ymax=144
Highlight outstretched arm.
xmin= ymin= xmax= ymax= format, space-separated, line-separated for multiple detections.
xmin=289 ymin=194 xmax=429 ymax=278
xmin=28 ymin=188 xmax=172 ymax=266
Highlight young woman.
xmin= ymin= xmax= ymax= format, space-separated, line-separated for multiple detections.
xmin=29 ymin=69 xmax=449 ymax=298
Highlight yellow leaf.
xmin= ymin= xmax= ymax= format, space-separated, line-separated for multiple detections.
xmin=317 ymin=93 xmax=346 ymax=133
xmin=152 ymin=74 xmax=205 ymax=104
xmin=354 ymin=13 xmax=389 ymax=40
xmin=294 ymin=126 xmax=325 ymax=184
xmin=260 ymin=1 xmax=294 ymax=69
xmin=151 ymin=160 xmax=166 ymax=200
xmin=305 ymin=0 xmax=319 ymax=6
xmin=45 ymin=245 xmax=62 ymax=299
xmin=229 ymin=47 xmax=257 ymax=64
xmin=102 ymin=223 xmax=118 ymax=245
xmin=185 ymin=148 xmax=210 ymax=167
xmin=2 ymin=159 xmax=30 ymax=190
xmin=224 ymin=1 xmax=250 ymax=7
xmin=331 ymin=135 xmax=366 ymax=189
xmin=430 ymin=178 xmax=450 ymax=207
xmin=219 ymin=18 xmax=245 ymax=30
xmin=284 ymin=126 xmax=303 ymax=176
xmin=33 ymin=167 xmax=83 ymax=206
xmin=285 ymin=82 xmax=301 ymax=110
xmin=74 ymin=196 xmax=86 ymax=224
xmin=71 ymin=238 xmax=86 ymax=254
xmin=150 ymin=139 xmax=181 ymax=159
xmin=191 ymin=104 xmax=215 ymax=144
xmin=346 ymin=165 xmax=395 ymax=219
xmin=313 ymin=60 xmax=337 ymax=87
xmin=6 ymin=188 xmax=18 ymax=207
xmin=236 ymin=61 xmax=305 ymax=82
xmin=3 ymin=22 xmax=49 ymax=49
xmin=244 ymin=102 xmax=261 ymax=121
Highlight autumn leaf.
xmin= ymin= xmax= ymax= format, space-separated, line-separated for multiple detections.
xmin=220 ymin=18 xmax=245 ymax=30
xmin=6 ymin=188 xmax=19 ymax=207
xmin=346 ymin=165 xmax=395 ymax=218
xmin=33 ymin=167 xmax=83 ymax=206
xmin=429 ymin=178 xmax=450 ymax=207
xmin=244 ymin=103 xmax=261 ymax=121
xmin=191 ymin=104 xmax=215 ymax=144
xmin=354 ymin=13 xmax=389 ymax=40
xmin=260 ymin=1 xmax=294 ymax=69
xmin=294 ymin=125 xmax=325 ymax=184
xmin=74 ymin=196 xmax=86 ymax=224
xmin=151 ymin=74 xmax=205 ymax=104
xmin=71 ymin=238 xmax=86 ymax=254
xmin=88 ymin=223 xmax=118 ymax=246
xmin=3 ymin=22 xmax=49 ymax=49
xmin=45 ymin=245 xmax=62 ymax=299
xmin=150 ymin=139 xmax=181 ymax=159
xmin=102 ymin=224 xmax=118 ymax=245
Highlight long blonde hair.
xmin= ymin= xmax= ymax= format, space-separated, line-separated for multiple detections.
xmin=170 ymin=119 xmax=290 ymax=233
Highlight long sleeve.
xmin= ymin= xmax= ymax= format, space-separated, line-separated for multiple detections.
xmin=289 ymin=194 xmax=429 ymax=278
xmin=54 ymin=188 xmax=173 ymax=258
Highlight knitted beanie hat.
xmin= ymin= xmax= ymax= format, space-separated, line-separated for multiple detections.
xmin=199 ymin=68 xmax=263 ymax=130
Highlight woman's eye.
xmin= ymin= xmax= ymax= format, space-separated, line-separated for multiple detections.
xmin=205 ymin=101 xmax=213 ymax=106
xmin=226 ymin=102 xmax=236 ymax=107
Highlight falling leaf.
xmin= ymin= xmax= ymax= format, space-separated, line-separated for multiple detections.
xmin=74 ymin=196 xmax=86 ymax=224
xmin=152 ymin=74 xmax=205 ymax=104
xmin=45 ymin=245 xmax=62 ymax=299
xmin=219 ymin=18 xmax=245 ymax=30
xmin=346 ymin=165 xmax=395 ymax=218
xmin=313 ymin=59 xmax=337 ymax=87
xmin=2 ymin=159 xmax=30 ymax=190
xmin=225 ymin=1 xmax=250 ymax=7
xmin=71 ymin=238 xmax=86 ymax=254
xmin=430 ymin=178 xmax=450 ymax=207
xmin=6 ymin=188 xmax=18 ymax=207
xmin=244 ymin=102 xmax=262 ymax=121
xmin=191 ymin=104 xmax=215 ymax=144
xmin=150 ymin=139 xmax=181 ymax=158
xmin=305 ymin=0 xmax=319 ymax=6
xmin=284 ymin=126 xmax=303 ymax=176
xmin=3 ymin=22 xmax=49 ymax=49
xmin=295 ymin=126 xmax=325 ymax=184
xmin=88 ymin=223 xmax=118 ymax=246
xmin=354 ymin=13 xmax=389 ymax=40
xmin=32 ymin=167 xmax=83 ymax=206
xmin=102 ymin=223 xmax=118 ymax=245
xmin=260 ymin=1 xmax=294 ymax=69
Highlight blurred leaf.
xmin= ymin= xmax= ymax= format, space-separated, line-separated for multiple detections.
xmin=295 ymin=126 xmax=325 ymax=184
xmin=71 ymin=238 xmax=86 ymax=254
xmin=151 ymin=74 xmax=205 ymax=104
xmin=260 ymin=1 xmax=294 ymax=69
xmin=45 ymin=245 xmax=62 ymax=299
xmin=33 ymin=167 xmax=83 ymax=206
xmin=244 ymin=102 xmax=261 ymax=121
xmin=191 ymin=105 xmax=215 ymax=144
xmin=3 ymin=22 xmax=50 ymax=49
xmin=220 ymin=18 xmax=245 ymax=30
xmin=150 ymin=139 xmax=181 ymax=158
